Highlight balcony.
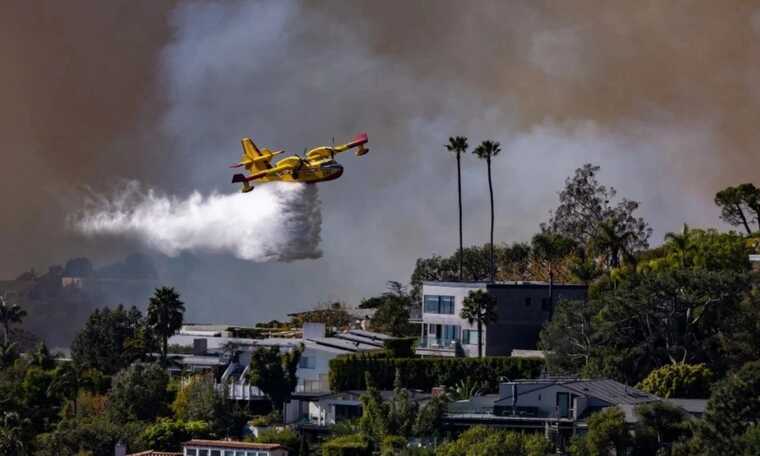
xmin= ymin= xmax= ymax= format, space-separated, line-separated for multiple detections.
xmin=415 ymin=337 xmax=458 ymax=357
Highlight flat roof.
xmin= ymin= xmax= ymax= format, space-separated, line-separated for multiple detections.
xmin=184 ymin=440 xmax=287 ymax=450
xmin=422 ymin=281 xmax=587 ymax=289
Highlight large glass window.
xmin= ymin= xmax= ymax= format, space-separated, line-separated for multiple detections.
xmin=210 ymin=451 xmax=221 ymax=456
xmin=186 ymin=450 xmax=197 ymax=456
xmin=423 ymin=295 xmax=455 ymax=314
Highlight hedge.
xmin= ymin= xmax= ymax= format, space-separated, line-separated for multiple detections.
xmin=383 ymin=337 xmax=417 ymax=358
xmin=322 ymin=433 xmax=370 ymax=456
xmin=329 ymin=355 xmax=544 ymax=392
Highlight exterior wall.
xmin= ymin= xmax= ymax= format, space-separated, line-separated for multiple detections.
xmin=183 ymin=446 xmax=287 ymax=456
xmin=418 ymin=282 xmax=586 ymax=357
xmin=420 ymin=283 xmax=485 ymax=357
xmin=295 ymin=347 xmax=331 ymax=392
xmin=496 ymin=383 xmax=592 ymax=418
xmin=484 ymin=284 xmax=586 ymax=356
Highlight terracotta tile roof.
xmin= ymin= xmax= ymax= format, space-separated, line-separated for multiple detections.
xmin=184 ymin=440 xmax=287 ymax=450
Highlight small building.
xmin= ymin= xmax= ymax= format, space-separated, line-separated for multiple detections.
xmin=417 ymin=281 xmax=587 ymax=357
xmin=182 ymin=440 xmax=288 ymax=456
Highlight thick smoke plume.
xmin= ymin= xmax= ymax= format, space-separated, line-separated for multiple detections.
xmin=75 ymin=182 xmax=321 ymax=262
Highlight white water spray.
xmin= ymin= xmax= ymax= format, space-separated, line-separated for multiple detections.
xmin=74 ymin=181 xmax=322 ymax=262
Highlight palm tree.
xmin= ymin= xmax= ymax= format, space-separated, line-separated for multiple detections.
xmin=532 ymin=232 xmax=577 ymax=314
xmin=147 ymin=286 xmax=185 ymax=367
xmin=0 ymin=295 xmax=26 ymax=345
xmin=664 ymin=224 xmax=692 ymax=269
xmin=592 ymin=218 xmax=637 ymax=269
xmin=460 ymin=289 xmax=498 ymax=358
xmin=473 ymin=140 xmax=501 ymax=282
xmin=446 ymin=136 xmax=469 ymax=281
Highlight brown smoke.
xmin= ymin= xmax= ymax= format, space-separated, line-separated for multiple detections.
xmin=0 ymin=1 xmax=175 ymax=277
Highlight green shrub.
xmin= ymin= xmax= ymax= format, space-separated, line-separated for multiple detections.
xmin=637 ymin=363 xmax=714 ymax=398
xmin=256 ymin=427 xmax=300 ymax=452
xmin=383 ymin=338 xmax=417 ymax=358
xmin=329 ymin=355 xmax=543 ymax=392
xmin=322 ymin=433 xmax=371 ymax=456
xmin=381 ymin=435 xmax=407 ymax=455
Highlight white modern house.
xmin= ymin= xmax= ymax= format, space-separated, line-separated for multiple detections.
xmin=416 ymin=281 xmax=587 ymax=357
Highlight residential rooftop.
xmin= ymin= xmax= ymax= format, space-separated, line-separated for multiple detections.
xmin=422 ymin=280 xmax=587 ymax=288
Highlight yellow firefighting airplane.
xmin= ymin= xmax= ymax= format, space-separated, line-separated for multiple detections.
xmin=230 ymin=133 xmax=369 ymax=192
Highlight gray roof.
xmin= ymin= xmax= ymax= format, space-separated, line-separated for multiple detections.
xmin=665 ymin=398 xmax=708 ymax=416
xmin=495 ymin=379 xmax=659 ymax=406
xmin=447 ymin=395 xmax=499 ymax=414
xmin=305 ymin=336 xmax=379 ymax=352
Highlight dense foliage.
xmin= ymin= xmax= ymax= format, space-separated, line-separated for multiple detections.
xmin=329 ymin=355 xmax=543 ymax=392
xmin=436 ymin=425 xmax=552 ymax=456
xmin=246 ymin=345 xmax=302 ymax=412
xmin=637 ymin=363 xmax=714 ymax=399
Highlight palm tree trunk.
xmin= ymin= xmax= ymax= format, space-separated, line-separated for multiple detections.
xmin=487 ymin=159 xmax=495 ymax=282
xmin=162 ymin=336 xmax=168 ymax=367
xmin=457 ymin=152 xmax=463 ymax=282
xmin=477 ymin=318 xmax=483 ymax=358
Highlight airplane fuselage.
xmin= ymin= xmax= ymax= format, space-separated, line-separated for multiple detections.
xmin=255 ymin=157 xmax=344 ymax=184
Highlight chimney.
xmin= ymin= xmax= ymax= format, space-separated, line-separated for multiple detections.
xmin=114 ymin=442 xmax=126 ymax=456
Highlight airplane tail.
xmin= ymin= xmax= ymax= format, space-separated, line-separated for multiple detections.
xmin=347 ymin=133 xmax=369 ymax=156
xmin=232 ymin=173 xmax=254 ymax=193
xmin=236 ymin=138 xmax=273 ymax=172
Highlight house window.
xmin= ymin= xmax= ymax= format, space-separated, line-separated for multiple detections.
xmin=423 ymin=295 xmax=455 ymax=314
xmin=541 ymin=297 xmax=551 ymax=312
xmin=335 ymin=404 xmax=363 ymax=421
xmin=235 ymin=452 xmax=245 ymax=456
xmin=210 ymin=450 xmax=221 ymax=456
xmin=199 ymin=450 xmax=209 ymax=456
xmin=186 ymin=450 xmax=197 ymax=456
xmin=462 ymin=329 xmax=480 ymax=345
xmin=525 ymin=297 xmax=532 ymax=307
xmin=224 ymin=451 xmax=234 ymax=456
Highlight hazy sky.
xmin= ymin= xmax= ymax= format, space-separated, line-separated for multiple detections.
xmin=2 ymin=1 xmax=759 ymax=323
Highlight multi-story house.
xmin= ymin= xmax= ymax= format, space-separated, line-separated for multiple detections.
xmin=416 ymin=281 xmax=587 ymax=357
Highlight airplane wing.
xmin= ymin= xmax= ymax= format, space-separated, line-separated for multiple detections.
xmin=230 ymin=138 xmax=273 ymax=170
xmin=306 ymin=133 xmax=369 ymax=160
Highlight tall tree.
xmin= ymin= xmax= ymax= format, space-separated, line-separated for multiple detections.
xmin=460 ymin=290 xmax=498 ymax=358
xmin=473 ymin=140 xmax=501 ymax=282
xmin=147 ymin=287 xmax=185 ymax=367
xmin=246 ymin=345 xmax=302 ymax=414
xmin=546 ymin=164 xmax=651 ymax=254
xmin=71 ymin=305 xmax=151 ymax=375
xmin=0 ymin=295 xmax=26 ymax=345
xmin=714 ymin=183 xmax=760 ymax=234
xmin=446 ymin=136 xmax=469 ymax=282
xmin=108 ymin=362 xmax=170 ymax=424
xmin=696 ymin=360 xmax=760 ymax=455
